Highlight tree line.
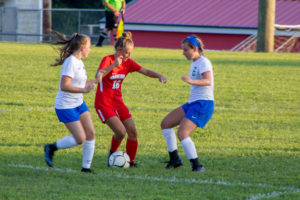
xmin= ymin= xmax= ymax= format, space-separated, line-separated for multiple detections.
xmin=52 ymin=0 xmax=132 ymax=9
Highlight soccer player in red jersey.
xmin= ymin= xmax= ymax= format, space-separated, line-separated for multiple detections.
xmin=94 ymin=32 xmax=167 ymax=167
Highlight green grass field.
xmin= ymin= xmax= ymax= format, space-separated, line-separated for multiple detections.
xmin=0 ymin=42 xmax=299 ymax=200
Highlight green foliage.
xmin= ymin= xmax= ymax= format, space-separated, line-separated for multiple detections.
xmin=0 ymin=42 xmax=300 ymax=199
xmin=51 ymin=10 xmax=105 ymax=36
xmin=50 ymin=0 xmax=133 ymax=36
xmin=52 ymin=0 xmax=103 ymax=9
xmin=52 ymin=0 xmax=133 ymax=9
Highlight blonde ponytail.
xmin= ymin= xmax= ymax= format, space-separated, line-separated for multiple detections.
xmin=114 ymin=31 xmax=134 ymax=50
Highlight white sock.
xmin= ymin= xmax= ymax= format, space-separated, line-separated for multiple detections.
xmin=162 ymin=128 xmax=177 ymax=152
xmin=56 ymin=136 xmax=78 ymax=149
xmin=180 ymin=137 xmax=198 ymax=159
xmin=82 ymin=139 xmax=95 ymax=169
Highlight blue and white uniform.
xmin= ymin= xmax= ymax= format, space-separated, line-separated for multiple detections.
xmin=54 ymin=55 xmax=89 ymax=123
xmin=182 ymin=56 xmax=214 ymax=128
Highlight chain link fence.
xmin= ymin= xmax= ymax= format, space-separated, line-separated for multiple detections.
xmin=0 ymin=8 xmax=107 ymax=44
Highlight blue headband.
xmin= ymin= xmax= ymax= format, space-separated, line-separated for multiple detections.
xmin=186 ymin=36 xmax=201 ymax=50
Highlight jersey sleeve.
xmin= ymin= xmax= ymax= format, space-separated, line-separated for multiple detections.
xmin=61 ymin=59 xmax=75 ymax=78
xmin=128 ymin=59 xmax=142 ymax=73
xmin=99 ymin=56 xmax=112 ymax=70
xmin=199 ymin=59 xmax=212 ymax=75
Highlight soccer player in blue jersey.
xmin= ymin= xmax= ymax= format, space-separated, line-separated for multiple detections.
xmin=161 ymin=35 xmax=214 ymax=172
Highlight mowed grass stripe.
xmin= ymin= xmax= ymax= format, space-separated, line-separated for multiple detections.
xmin=6 ymin=163 xmax=300 ymax=192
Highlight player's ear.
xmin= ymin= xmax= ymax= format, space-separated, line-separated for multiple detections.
xmin=80 ymin=44 xmax=85 ymax=51
xmin=193 ymin=45 xmax=198 ymax=52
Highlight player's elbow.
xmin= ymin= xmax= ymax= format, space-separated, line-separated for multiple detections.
xmin=60 ymin=84 xmax=68 ymax=92
xmin=206 ymin=80 xmax=212 ymax=86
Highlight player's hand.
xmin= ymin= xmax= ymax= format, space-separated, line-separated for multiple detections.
xmin=159 ymin=75 xmax=167 ymax=84
xmin=114 ymin=10 xmax=120 ymax=17
xmin=181 ymin=76 xmax=192 ymax=84
xmin=114 ymin=55 xmax=124 ymax=66
xmin=121 ymin=8 xmax=125 ymax=15
xmin=96 ymin=69 xmax=106 ymax=83
xmin=84 ymin=80 xmax=97 ymax=93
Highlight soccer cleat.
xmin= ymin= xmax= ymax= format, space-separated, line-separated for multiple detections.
xmin=130 ymin=162 xmax=138 ymax=168
xmin=81 ymin=168 xmax=95 ymax=174
xmin=189 ymin=158 xmax=205 ymax=172
xmin=165 ymin=158 xmax=183 ymax=169
xmin=107 ymin=150 xmax=113 ymax=167
xmin=44 ymin=144 xmax=54 ymax=167
xmin=192 ymin=165 xmax=206 ymax=172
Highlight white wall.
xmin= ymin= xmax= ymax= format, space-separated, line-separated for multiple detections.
xmin=0 ymin=0 xmax=43 ymax=42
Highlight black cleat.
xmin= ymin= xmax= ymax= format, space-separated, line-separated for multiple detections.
xmin=192 ymin=165 xmax=206 ymax=172
xmin=165 ymin=158 xmax=183 ymax=169
xmin=81 ymin=168 xmax=95 ymax=174
xmin=44 ymin=144 xmax=54 ymax=167
xmin=189 ymin=158 xmax=205 ymax=172
xmin=130 ymin=162 xmax=138 ymax=168
xmin=107 ymin=150 xmax=113 ymax=167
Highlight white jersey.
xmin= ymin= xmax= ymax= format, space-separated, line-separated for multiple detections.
xmin=188 ymin=56 xmax=214 ymax=103
xmin=54 ymin=55 xmax=87 ymax=109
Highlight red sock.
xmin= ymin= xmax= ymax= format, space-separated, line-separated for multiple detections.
xmin=110 ymin=136 xmax=122 ymax=152
xmin=126 ymin=139 xmax=138 ymax=163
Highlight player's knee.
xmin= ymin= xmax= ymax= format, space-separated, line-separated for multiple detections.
xmin=177 ymin=132 xmax=187 ymax=141
xmin=75 ymin=135 xmax=86 ymax=145
xmin=86 ymin=129 xmax=96 ymax=140
xmin=114 ymin=133 xmax=125 ymax=141
xmin=115 ymin=129 xmax=126 ymax=139
xmin=127 ymin=129 xmax=138 ymax=140
xmin=160 ymin=119 xmax=169 ymax=130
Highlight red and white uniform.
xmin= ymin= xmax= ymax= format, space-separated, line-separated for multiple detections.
xmin=95 ymin=55 xmax=142 ymax=122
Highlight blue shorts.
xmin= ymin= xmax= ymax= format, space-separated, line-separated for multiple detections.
xmin=181 ymin=100 xmax=214 ymax=128
xmin=55 ymin=101 xmax=89 ymax=123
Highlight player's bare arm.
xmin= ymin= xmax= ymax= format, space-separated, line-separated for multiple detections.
xmin=61 ymin=76 xmax=95 ymax=93
xmin=181 ymin=71 xmax=211 ymax=86
xmin=121 ymin=1 xmax=126 ymax=14
xmin=95 ymin=55 xmax=123 ymax=82
xmin=138 ymin=67 xmax=167 ymax=84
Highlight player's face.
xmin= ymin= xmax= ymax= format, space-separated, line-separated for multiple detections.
xmin=121 ymin=45 xmax=133 ymax=61
xmin=81 ymin=39 xmax=91 ymax=58
xmin=182 ymin=42 xmax=198 ymax=60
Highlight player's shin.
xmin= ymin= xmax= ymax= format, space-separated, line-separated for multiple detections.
xmin=126 ymin=139 xmax=138 ymax=164
xmin=82 ymin=139 xmax=95 ymax=169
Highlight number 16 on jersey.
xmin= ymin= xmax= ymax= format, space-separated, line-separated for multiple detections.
xmin=112 ymin=80 xmax=121 ymax=89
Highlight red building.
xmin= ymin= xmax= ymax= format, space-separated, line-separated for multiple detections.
xmin=123 ymin=0 xmax=300 ymax=50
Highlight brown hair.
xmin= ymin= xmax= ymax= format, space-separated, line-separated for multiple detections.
xmin=50 ymin=31 xmax=90 ymax=66
xmin=114 ymin=31 xmax=134 ymax=50
xmin=182 ymin=35 xmax=205 ymax=56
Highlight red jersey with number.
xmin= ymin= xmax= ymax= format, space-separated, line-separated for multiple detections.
xmin=95 ymin=55 xmax=142 ymax=109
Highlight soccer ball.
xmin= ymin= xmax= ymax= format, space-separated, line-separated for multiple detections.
xmin=108 ymin=151 xmax=130 ymax=168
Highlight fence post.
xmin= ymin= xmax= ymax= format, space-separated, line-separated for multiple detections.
xmin=78 ymin=10 xmax=81 ymax=34
xmin=256 ymin=0 xmax=276 ymax=52
xmin=43 ymin=0 xmax=52 ymax=41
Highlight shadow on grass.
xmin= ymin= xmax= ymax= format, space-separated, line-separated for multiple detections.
xmin=213 ymin=58 xmax=300 ymax=68
xmin=0 ymin=102 xmax=24 ymax=106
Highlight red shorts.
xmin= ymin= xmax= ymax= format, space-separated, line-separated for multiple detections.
xmin=95 ymin=102 xmax=132 ymax=123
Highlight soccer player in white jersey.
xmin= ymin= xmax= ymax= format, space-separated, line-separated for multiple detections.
xmin=161 ymin=35 xmax=214 ymax=172
xmin=44 ymin=31 xmax=97 ymax=173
